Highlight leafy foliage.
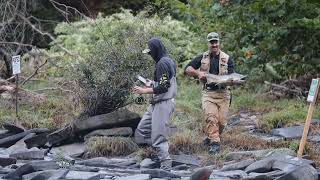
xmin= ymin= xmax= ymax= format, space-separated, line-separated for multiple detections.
xmin=50 ymin=10 xmax=202 ymax=115
xmin=153 ymin=0 xmax=320 ymax=82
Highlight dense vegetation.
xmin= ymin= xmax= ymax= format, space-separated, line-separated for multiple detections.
xmin=153 ymin=0 xmax=320 ymax=83
xmin=1 ymin=0 xmax=320 ymax=163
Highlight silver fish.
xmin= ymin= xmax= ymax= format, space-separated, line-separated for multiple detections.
xmin=206 ymin=73 xmax=247 ymax=85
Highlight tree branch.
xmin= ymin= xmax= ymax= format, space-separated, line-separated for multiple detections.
xmin=21 ymin=59 xmax=48 ymax=86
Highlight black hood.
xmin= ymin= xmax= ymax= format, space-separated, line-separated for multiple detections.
xmin=148 ymin=38 xmax=167 ymax=62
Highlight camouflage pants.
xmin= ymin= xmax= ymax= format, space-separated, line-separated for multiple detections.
xmin=202 ymin=90 xmax=230 ymax=144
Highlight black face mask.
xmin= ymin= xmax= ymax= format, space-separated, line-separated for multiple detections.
xmin=147 ymin=38 xmax=167 ymax=63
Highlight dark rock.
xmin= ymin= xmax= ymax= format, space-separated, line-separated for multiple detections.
xmin=68 ymin=165 xmax=100 ymax=172
xmin=244 ymin=158 xmax=275 ymax=173
xmin=0 ymin=130 xmax=15 ymax=139
xmin=77 ymin=157 xmax=131 ymax=168
xmin=2 ymin=123 xmax=24 ymax=133
xmin=6 ymin=133 xmax=35 ymax=154
xmin=115 ymin=158 xmax=137 ymax=167
xmin=269 ymin=153 xmax=315 ymax=171
xmin=29 ymin=128 xmax=51 ymax=134
xmin=172 ymin=164 xmax=189 ymax=171
xmin=140 ymin=158 xmax=158 ymax=169
xmin=0 ymin=157 xmax=16 ymax=167
xmin=271 ymin=126 xmax=304 ymax=139
xmin=10 ymin=148 xmax=45 ymax=160
xmin=210 ymin=170 xmax=247 ymax=179
xmin=190 ymin=168 xmax=213 ymax=180
xmin=47 ymin=124 xmax=75 ymax=147
xmin=73 ymin=108 xmax=141 ymax=133
xmin=27 ymin=160 xmax=59 ymax=171
xmin=50 ymin=143 xmax=85 ymax=158
xmin=225 ymin=149 xmax=295 ymax=162
xmin=0 ymin=131 xmax=30 ymax=148
xmin=243 ymin=170 xmax=285 ymax=180
xmin=171 ymin=154 xmax=200 ymax=167
xmin=22 ymin=169 xmax=69 ymax=180
xmin=2 ymin=164 xmax=35 ymax=180
xmin=84 ymin=127 xmax=133 ymax=139
xmin=276 ymin=164 xmax=317 ymax=180
xmin=114 ymin=174 xmax=150 ymax=180
xmin=221 ymin=159 xmax=255 ymax=171
xmin=0 ymin=167 xmax=14 ymax=174
xmin=64 ymin=171 xmax=101 ymax=180
xmin=141 ymin=169 xmax=181 ymax=178
xmin=24 ymin=133 xmax=49 ymax=149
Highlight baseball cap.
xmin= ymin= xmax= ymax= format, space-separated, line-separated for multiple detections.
xmin=207 ymin=32 xmax=219 ymax=41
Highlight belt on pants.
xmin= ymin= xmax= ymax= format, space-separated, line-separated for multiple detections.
xmin=204 ymin=84 xmax=226 ymax=91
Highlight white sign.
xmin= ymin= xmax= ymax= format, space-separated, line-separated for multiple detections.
xmin=12 ymin=55 xmax=21 ymax=75
xmin=307 ymin=79 xmax=319 ymax=103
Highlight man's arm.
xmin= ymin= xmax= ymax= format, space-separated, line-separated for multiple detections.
xmin=184 ymin=54 xmax=206 ymax=80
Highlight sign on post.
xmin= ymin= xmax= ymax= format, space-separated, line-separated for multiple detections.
xmin=307 ymin=79 xmax=319 ymax=103
xmin=12 ymin=55 xmax=21 ymax=120
xmin=298 ymin=78 xmax=320 ymax=157
xmin=12 ymin=55 xmax=21 ymax=75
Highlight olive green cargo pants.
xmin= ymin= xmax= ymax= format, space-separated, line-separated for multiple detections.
xmin=202 ymin=90 xmax=230 ymax=144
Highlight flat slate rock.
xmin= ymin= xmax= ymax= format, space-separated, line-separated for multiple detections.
xmin=221 ymin=159 xmax=255 ymax=171
xmin=2 ymin=164 xmax=35 ymax=179
xmin=114 ymin=174 xmax=150 ymax=180
xmin=24 ymin=133 xmax=49 ymax=149
xmin=0 ymin=131 xmax=30 ymax=148
xmin=0 ymin=157 xmax=17 ymax=167
xmin=10 ymin=149 xmax=45 ymax=160
xmin=50 ymin=143 xmax=85 ymax=158
xmin=64 ymin=171 xmax=101 ymax=180
xmin=2 ymin=123 xmax=25 ymax=133
xmin=73 ymin=108 xmax=141 ymax=133
xmin=171 ymin=154 xmax=200 ymax=167
xmin=22 ymin=169 xmax=69 ymax=180
xmin=84 ymin=127 xmax=133 ymax=139
xmin=141 ymin=169 xmax=181 ymax=178
xmin=271 ymin=126 xmax=304 ymax=139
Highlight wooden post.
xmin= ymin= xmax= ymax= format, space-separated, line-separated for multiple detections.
xmin=12 ymin=55 xmax=21 ymax=121
xmin=297 ymin=78 xmax=320 ymax=157
xmin=15 ymin=74 xmax=19 ymax=120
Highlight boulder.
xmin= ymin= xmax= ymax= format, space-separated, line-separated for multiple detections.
xmin=64 ymin=171 xmax=101 ymax=180
xmin=221 ymin=159 xmax=255 ymax=171
xmin=0 ymin=131 xmax=30 ymax=148
xmin=24 ymin=133 xmax=49 ymax=148
xmin=84 ymin=127 xmax=133 ymax=139
xmin=2 ymin=123 xmax=24 ymax=133
xmin=271 ymin=126 xmax=304 ymax=139
xmin=73 ymin=108 xmax=141 ymax=133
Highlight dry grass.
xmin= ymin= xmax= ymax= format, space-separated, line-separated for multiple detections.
xmin=169 ymin=130 xmax=207 ymax=154
xmin=222 ymin=128 xmax=270 ymax=151
xmin=135 ymin=146 xmax=158 ymax=161
xmin=85 ymin=136 xmax=138 ymax=157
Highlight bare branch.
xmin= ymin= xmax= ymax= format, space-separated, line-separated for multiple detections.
xmin=21 ymin=59 xmax=48 ymax=85
xmin=17 ymin=14 xmax=80 ymax=58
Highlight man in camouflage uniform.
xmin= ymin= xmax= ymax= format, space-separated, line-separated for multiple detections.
xmin=184 ymin=32 xmax=234 ymax=154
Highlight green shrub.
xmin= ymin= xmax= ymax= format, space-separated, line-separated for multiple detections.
xmin=50 ymin=10 xmax=202 ymax=115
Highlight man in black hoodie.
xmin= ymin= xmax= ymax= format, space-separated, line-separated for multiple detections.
xmin=132 ymin=38 xmax=177 ymax=170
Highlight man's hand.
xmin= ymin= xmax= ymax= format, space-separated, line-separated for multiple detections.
xmin=197 ymin=71 xmax=207 ymax=81
xmin=132 ymin=86 xmax=153 ymax=94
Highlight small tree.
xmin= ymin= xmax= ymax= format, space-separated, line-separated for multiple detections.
xmin=52 ymin=10 xmax=202 ymax=116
